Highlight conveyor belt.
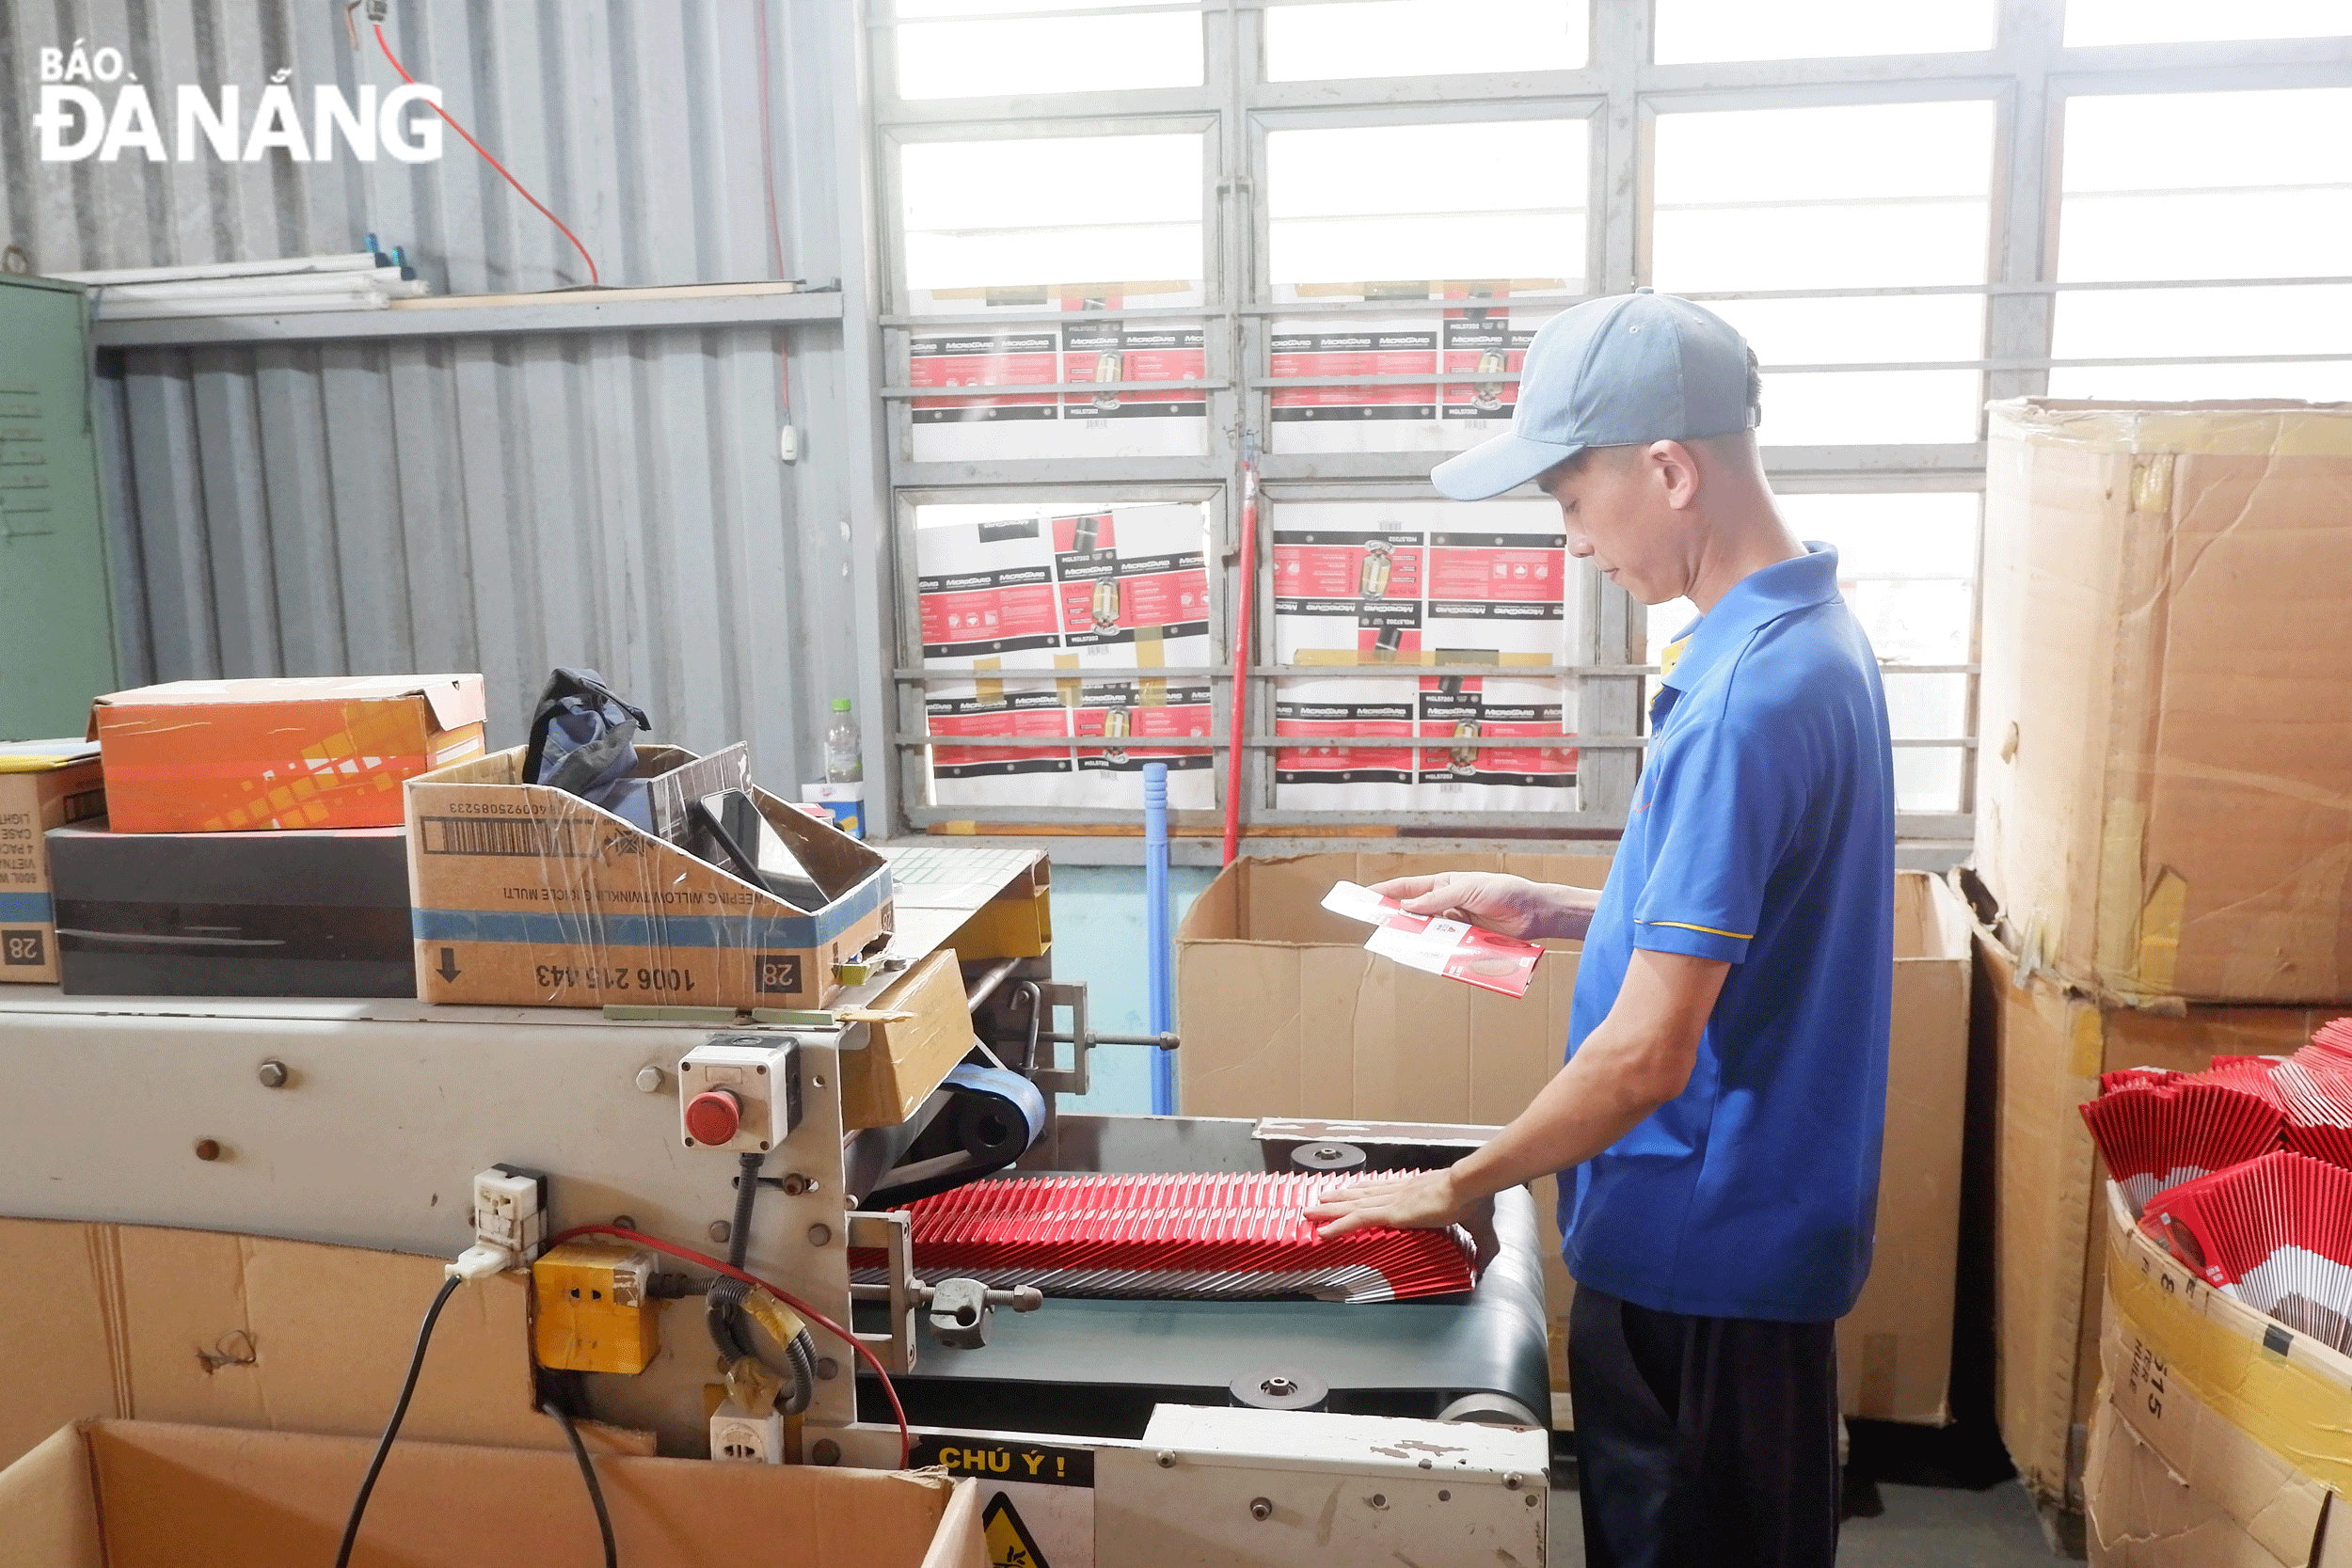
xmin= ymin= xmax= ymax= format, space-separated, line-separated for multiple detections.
xmin=855 ymin=1180 xmax=1552 ymax=1439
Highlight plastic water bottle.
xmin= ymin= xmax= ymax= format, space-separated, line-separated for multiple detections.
xmin=824 ymin=698 xmax=862 ymax=783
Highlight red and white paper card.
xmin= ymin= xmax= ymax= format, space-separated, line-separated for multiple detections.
xmin=1320 ymin=880 xmax=1544 ymax=997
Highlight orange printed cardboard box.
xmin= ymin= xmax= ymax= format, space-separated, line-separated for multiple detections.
xmin=90 ymin=674 xmax=486 ymax=833
xmin=405 ymin=745 xmax=893 ymax=1010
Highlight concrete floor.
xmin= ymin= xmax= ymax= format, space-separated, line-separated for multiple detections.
xmin=1548 ymin=1481 xmax=2058 ymax=1566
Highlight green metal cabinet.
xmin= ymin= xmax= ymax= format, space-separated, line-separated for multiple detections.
xmin=0 ymin=274 xmax=118 ymax=738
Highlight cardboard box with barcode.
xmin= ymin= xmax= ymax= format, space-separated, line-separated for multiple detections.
xmin=0 ymin=741 xmax=104 ymax=984
xmin=89 ymin=674 xmax=487 ymax=834
xmin=1976 ymin=400 xmax=2352 ymax=1006
xmin=1178 ymin=854 xmax=1973 ymax=1428
xmin=2083 ymin=1182 xmax=2352 ymax=1568
xmin=405 ymin=743 xmax=892 ymax=1011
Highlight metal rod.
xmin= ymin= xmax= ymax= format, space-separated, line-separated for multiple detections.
xmin=1039 ymin=1030 xmax=1182 ymax=1050
xmin=879 ymin=378 xmax=1229 ymax=399
xmin=963 ymin=958 xmax=1021 ymax=1012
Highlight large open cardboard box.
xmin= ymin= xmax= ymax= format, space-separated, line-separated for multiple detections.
xmin=1977 ymin=920 xmax=2328 ymax=1543
xmin=1976 ymin=400 xmax=2352 ymax=1006
xmin=0 ymin=1418 xmax=980 ymax=1568
xmin=1177 ymin=853 xmax=1972 ymax=1427
xmin=2084 ymin=1183 xmax=2352 ymax=1567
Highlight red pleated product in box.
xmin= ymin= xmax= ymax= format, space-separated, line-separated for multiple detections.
xmin=2139 ymin=1148 xmax=2352 ymax=1354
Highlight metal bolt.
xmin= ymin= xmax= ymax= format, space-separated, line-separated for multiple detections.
xmin=1417 ymin=1457 xmax=1433 ymax=1469
xmin=1438 ymin=1490 xmax=1452 ymax=1503
xmin=1526 ymin=1494 xmax=1540 ymax=1508
xmin=1503 ymin=1472 xmax=1523 ymax=1491
xmin=612 ymin=1215 xmax=637 ymax=1231
xmin=815 ymin=1357 xmax=839 ymax=1381
xmin=1316 ymin=1146 xmax=1343 ymax=1159
xmin=1248 ymin=1497 xmax=1273 ymax=1521
xmin=1368 ymin=1494 xmax=1388 ymax=1510
xmin=1154 ymin=1449 xmax=1176 ymax=1469
xmin=708 ymin=1220 xmax=732 ymax=1244
xmin=1262 ymin=1376 xmax=1296 ymax=1398
xmin=256 ymin=1060 xmax=289 ymax=1088
xmin=634 ymin=1066 xmax=664 ymax=1093
xmin=781 ymin=1173 xmax=810 ymax=1196
xmin=810 ymin=1438 xmax=841 ymax=1465
xmin=806 ymin=1224 xmax=832 ymax=1247
xmin=193 ymin=1138 xmax=223 ymax=1162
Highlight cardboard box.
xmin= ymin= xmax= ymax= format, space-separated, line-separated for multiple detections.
xmin=405 ymin=745 xmax=893 ymax=1010
xmin=1978 ymin=921 xmax=2328 ymax=1527
xmin=48 ymin=822 xmax=413 ymax=997
xmin=841 ymin=948 xmax=976 ymax=1130
xmin=90 ymin=674 xmax=487 ymax=834
xmin=1175 ymin=854 xmax=1972 ymax=1427
xmin=0 ymin=1418 xmax=980 ymax=1568
xmin=1976 ymin=401 xmax=2352 ymax=1006
xmin=0 ymin=743 xmax=104 ymax=983
xmin=2084 ymin=1182 xmax=2352 ymax=1568
xmin=0 ymin=1216 xmax=653 ymax=1475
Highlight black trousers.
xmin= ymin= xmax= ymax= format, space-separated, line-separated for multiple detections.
xmin=1568 ymin=1284 xmax=1840 ymax=1568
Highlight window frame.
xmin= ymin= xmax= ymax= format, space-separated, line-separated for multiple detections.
xmin=866 ymin=0 xmax=2352 ymax=847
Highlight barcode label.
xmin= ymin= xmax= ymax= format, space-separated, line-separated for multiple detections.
xmin=419 ymin=816 xmax=592 ymax=857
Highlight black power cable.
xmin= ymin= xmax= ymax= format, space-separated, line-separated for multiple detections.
xmin=543 ymin=1400 xmax=619 ymax=1568
xmin=334 ymin=1274 xmax=461 ymax=1568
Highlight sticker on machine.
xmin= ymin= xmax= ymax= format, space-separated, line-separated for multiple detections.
xmin=911 ymin=1434 xmax=1095 ymax=1568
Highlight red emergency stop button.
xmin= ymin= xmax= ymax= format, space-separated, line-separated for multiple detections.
xmin=685 ymin=1088 xmax=742 ymax=1147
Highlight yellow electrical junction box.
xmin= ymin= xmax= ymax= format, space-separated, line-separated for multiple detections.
xmin=532 ymin=1241 xmax=660 ymax=1375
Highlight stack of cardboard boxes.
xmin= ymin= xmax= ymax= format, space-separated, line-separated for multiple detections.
xmin=1970 ymin=399 xmax=2352 ymax=1555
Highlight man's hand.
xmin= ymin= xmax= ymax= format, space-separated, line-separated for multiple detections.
xmin=1367 ymin=870 xmax=1591 ymax=941
xmin=1305 ymin=1170 xmax=1498 ymax=1267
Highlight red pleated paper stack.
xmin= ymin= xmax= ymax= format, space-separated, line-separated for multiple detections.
xmin=849 ymin=1172 xmax=1475 ymax=1304
xmin=2079 ymin=1067 xmax=2283 ymax=1215
xmin=2271 ymin=1020 xmax=2352 ymax=1171
xmin=2139 ymin=1148 xmax=2352 ymax=1354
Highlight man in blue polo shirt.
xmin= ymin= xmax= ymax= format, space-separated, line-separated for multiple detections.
xmin=1309 ymin=291 xmax=1895 ymax=1568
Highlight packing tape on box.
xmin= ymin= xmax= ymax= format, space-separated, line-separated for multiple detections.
xmin=1990 ymin=401 xmax=2352 ymax=457
xmin=2105 ymin=1220 xmax=2352 ymax=1494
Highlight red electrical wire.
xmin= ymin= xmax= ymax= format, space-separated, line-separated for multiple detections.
xmin=548 ymin=1223 xmax=911 ymax=1467
xmin=1221 ymin=458 xmax=1259 ymax=865
xmin=374 ymin=23 xmax=601 ymax=288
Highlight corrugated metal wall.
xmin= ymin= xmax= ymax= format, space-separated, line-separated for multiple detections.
xmin=0 ymin=0 xmax=891 ymax=800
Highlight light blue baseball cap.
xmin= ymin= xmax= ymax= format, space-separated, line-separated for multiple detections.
xmin=1430 ymin=289 xmax=1759 ymax=501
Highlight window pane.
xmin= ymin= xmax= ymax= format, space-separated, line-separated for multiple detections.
xmin=898 ymin=133 xmax=1204 ymax=307
xmin=2065 ymin=0 xmax=2352 ymax=45
xmin=1264 ymin=0 xmax=1585 ymax=81
xmin=1266 ymin=120 xmax=1588 ymax=294
xmin=1656 ymin=0 xmax=1995 ymax=62
xmin=1651 ymin=102 xmax=1996 ymax=444
xmin=1267 ymin=499 xmax=1583 ymax=815
xmin=893 ymin=1 xmax=1202 ymax=99
xmin=2053 ymin=89 xmax=2352 ymax=400
xmin=912 ymin=500 xmax=1216 ymax=812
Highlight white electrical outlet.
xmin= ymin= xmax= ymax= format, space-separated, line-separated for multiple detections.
xmin=471 ymin=1165 xmax=547 ymax=1261
xmin=678 ymin=1041 xmax=799 ymax=1152
xmin=709 ymin=1399 xmax=786 ymax=1464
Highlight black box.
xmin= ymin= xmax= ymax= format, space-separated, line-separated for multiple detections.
xmin=48 ymin=822 xmax=415 ymax=997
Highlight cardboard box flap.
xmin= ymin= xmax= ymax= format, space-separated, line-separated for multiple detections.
xmin=1989 ymin=398 xmax=2352 ymax=457
xmin=24 ymin=1418 xmax=973 ymax=1568
xmin=0 ymin=1425 xmax=101 ymax=1568
xmin=0 ymin=1217 xmax=655 ymax=1475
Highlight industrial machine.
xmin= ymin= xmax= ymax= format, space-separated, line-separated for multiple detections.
xmin=0 ymin=866 xmax=1551 ymax=1566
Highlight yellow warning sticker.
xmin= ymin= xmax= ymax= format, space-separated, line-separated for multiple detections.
xmin=983 ymin=1493 xmax=1050 ymax=1568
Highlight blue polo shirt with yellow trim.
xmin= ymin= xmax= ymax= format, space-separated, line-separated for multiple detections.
xmin=1561 ymin=543 xmax=1895 ymax=1323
